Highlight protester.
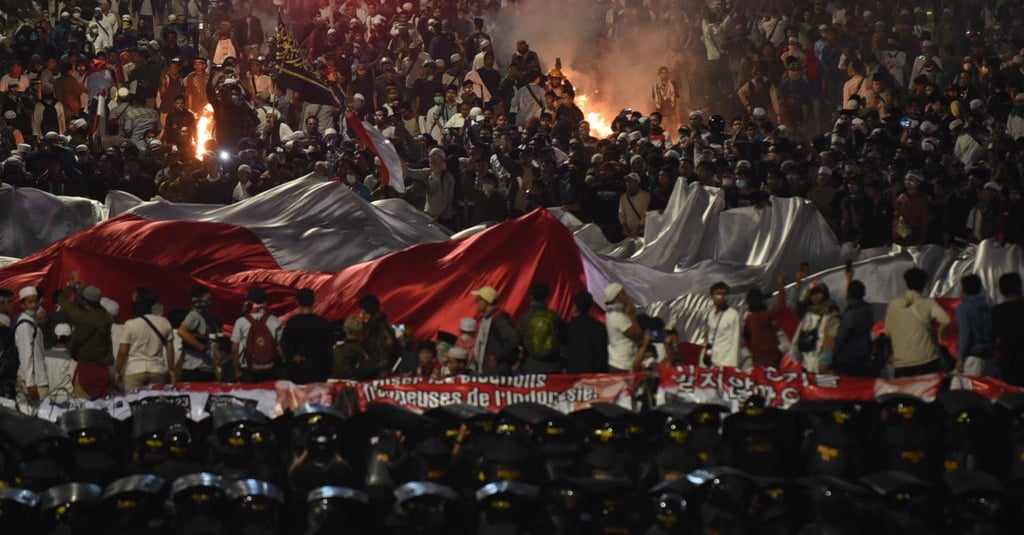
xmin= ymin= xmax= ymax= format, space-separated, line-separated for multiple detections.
xmin=994 ymin=273 xmax=1024 ymax=386
xmin=230 ymin=286 xmax=283 ymax=383
xmin=956 ymin=274 xmax=994 ymax=376
xmin=280 ymin=288 xmax=333 ymax=384
xmin=115 ymin=286 xmax=174 ymax=391
xmin=704 ymin=281 xmax=743 ymax=369
xmin=833 ymin=279 xmax=877 ymax=377
xmin=470 ymin=286 xmax=518 ymax=375
xmin=517 ymin=282 xmax=563 ymax=373
xmin=58 ymin=272 xmax=114 ymax=399
xmin=885 ymin=268 xmax=951 ymax=377
xmin=565 ymin=291 xmax=608 ymax=374
xmin=604 ymin=283 xmax=641 ymax=373
xmin=790 ymin=284 xmax=840 ymax=374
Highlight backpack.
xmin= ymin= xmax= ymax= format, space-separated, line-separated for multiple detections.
xmin=40 ymin=99 xmax=59 ymax=134
xmin=244 ymin=314 xmax=277 ymax=371
xmin=523 ymin=309 xmax=559 ymax=360
xmin=1 ymin=320 xmax=32 ymax=381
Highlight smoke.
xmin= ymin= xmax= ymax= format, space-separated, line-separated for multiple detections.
xmin=488 ymin=0 xmax=700 ymax=123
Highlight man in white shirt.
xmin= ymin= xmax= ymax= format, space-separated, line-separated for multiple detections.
xmin=0 ymin=62 xmax=31 ymax=93
xmin=231 ymin=286 xmax=282 ymax=383
xmin=704 ymin=281 xmax=743 ymax=368
xmin=14 ymin=286 xmax=48 ymax=409
xmin=115 ymin=288 xmax=174 ymax=391
xmin=604 ymin=283 xmax=641 ymax=372
xmin=234 ymin=164 xmax=253 ymax=202
xmin=44 ymin=323 xmax=77 ymax=403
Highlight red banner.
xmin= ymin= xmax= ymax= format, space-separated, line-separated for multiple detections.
xmin=6 ymin=371 xmax=1019 ymax=423
xmin=356 ymin=374 xmax=643 ymax=414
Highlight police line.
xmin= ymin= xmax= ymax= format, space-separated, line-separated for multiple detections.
xmin=4 ymin=368 xmax=1021 ymax=422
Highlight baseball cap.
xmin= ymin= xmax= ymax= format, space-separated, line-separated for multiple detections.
xmin=471 ymin=286 xmax=498 ymax=304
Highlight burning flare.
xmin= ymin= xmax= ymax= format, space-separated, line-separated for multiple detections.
xmin=574 ymin=94 xmax=614 ymax=139
xmin=560 ymin=66 xmax=615 ymax=139
xmin=195 ymin=104 xmax=215 ymax=160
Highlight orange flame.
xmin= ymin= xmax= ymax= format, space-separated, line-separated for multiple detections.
xmin=559 ymin=66 xmax=615 ymax=139
xmin=575 ymin=94 xmax=614 ymax=139
xmin=195 ymin=104 xmax=215 ymax=160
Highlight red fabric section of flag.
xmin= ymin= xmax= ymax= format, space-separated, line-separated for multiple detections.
xmin=0 ymin=210 xmax=587 ymax=344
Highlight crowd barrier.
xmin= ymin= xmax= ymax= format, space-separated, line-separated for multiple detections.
xmin=3 ymin=366 xmax=1021 ymax=422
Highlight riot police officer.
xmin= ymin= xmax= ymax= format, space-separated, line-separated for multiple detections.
xmin=0 ymin=487 xmax=39 ymax=533
xmin=169 ymin=472 xmax=229 ymax=535
xmin=38 ymin=482 xmax=102 ymax=535
xmin=226 ymin=479 xmax=286 ymax=535
xmin=100 ymin=474 xmax=167 ymax=534
xmin=385 ymin=481 xmax=462 ymax=535
xmin=60 ymin=408 xmax=120 ymax=486
xmin=304 ymin=485 xmax=371 ymax=535
xmin=209 ymin=405 xmax=282 ymax=484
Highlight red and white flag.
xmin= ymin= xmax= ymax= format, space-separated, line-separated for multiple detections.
xmin=345 ymin=112 xmax=405 ymax=193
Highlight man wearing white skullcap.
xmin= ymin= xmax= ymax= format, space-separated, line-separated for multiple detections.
xmin=14 ymin=286 xmax=49 ymax=406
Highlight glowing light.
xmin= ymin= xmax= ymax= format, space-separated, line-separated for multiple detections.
xmin=562 ymin=67 xmax=615 ymax=139
xmin=195 ymin=104 xmax=215 ymax=160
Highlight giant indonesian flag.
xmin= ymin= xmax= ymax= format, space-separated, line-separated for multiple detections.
xmin=0 ymin=182 xmax=587 ymax=339
xmin=2 ymin=177 xmax=1023 ymax=363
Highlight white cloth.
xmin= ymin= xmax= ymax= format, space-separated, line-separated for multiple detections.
xmin=233 ymin=181 xmax=252 ymax=202
xmin=122 ymin=314 xmax=173 ymax=375
xmin=15 ymin=312 xmax=48 ymax=389
xmin=707 ymin=307 xmax=742 ymax=367
xmin=44 ymin=347 xmax=76 ymax=403
xmin=606 ymin=309 xmax=636 ymax=371
xmin=213 ymin=39 xmax=238 ymax=65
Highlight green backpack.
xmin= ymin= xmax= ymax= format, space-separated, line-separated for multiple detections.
xmin=523 ymin=309 xmax=559 ymax=360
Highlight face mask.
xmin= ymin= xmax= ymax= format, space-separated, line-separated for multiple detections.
xmin=346 ymin=174 xmax=357 ymax=184
xmin=433 ymin=96 xmax=443 ymax=104
xmin=736 ymin=179 xmax=746 ymax=189
xmin=722 ymin=178 xmax=734 ymax=187
xmin=460 ymin=333 xmax=472 ymax=341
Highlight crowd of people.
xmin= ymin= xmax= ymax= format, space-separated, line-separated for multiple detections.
xmin=0 ymin=0 xmax=1021 ymax=245
xmin=0 ymin=0 xmax=1021 ymax=394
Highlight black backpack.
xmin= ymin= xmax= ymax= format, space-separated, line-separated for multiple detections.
xmin=0 ymin=321 xmax=28 ymax=381
xmin=39 ymin=99 xmax=59 ymax=134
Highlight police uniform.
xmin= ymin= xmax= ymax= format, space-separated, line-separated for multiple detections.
xmin=38 ymin=482 xmax=102 ymax=534
xmin=721 ymin=396 xmax=799 ymax=478
xmin=792 ymin=400 xmax=869 ymax=480
xmin=796 ymin=474 xmax=874 ymax=534
xmin=644 ymin=479 xmax=695 ymax=535
xmin=128 ymin=402 xmax=189 ymax=475
xmin=384 ymin=481 xmax=462 ymax=535
xmin=100 ymin=474 xmax=167 ymax=534
xmin=304 ymin=486 xmax=370 ymax=535
xmin=60 ymin=408 xmax=120 ymax=486
xmin=210 ymin=405 xmax=282 ymax=484
xmin=226 ymin=479 xmax=286 ymax=535
xmin=861 ymin=470 xmax=937 ymax=534
xmin=935 ymin=390 xmax=1000 ymax=475
xmin=170 ymin=472 xmax=229 ymax=535
xmin=475 ymin=481 xmax=544 ymax=534
xmin=875 ymin=394 xmax=940 ymax=481
xmin=0 ymin=407 xmax=71 ymax=491
xmin=0 ymin=487 xmax=39 ymax=533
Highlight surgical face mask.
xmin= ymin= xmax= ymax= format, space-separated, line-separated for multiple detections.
xmin=736 ymin=179 xmax=746 ymax=189
xmin=721 ymin=178 xmax=734 ymax=187
xmin=346 ymin=174 xmax=357 ymax=184
xmin=433 ymin=96 xmax=443 ymax=104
